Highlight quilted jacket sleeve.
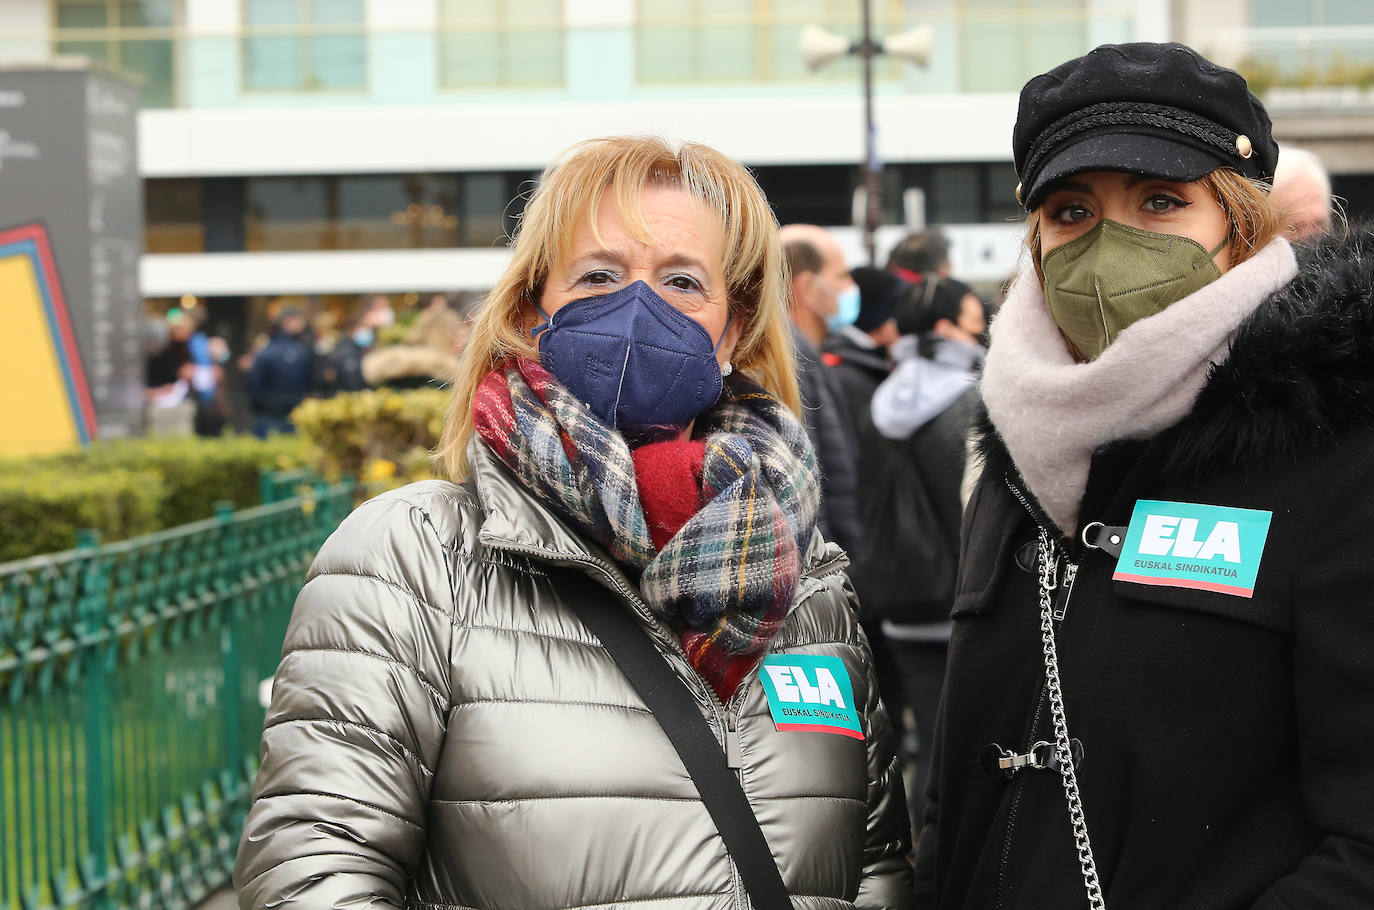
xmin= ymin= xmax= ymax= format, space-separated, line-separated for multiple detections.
xmin=855 ymin=625 xmax=916 ymax=910
xmin=234 ymin=494 xmax=456 ymax=908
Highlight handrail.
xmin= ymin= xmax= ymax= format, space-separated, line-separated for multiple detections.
xmin=0 ymin=480 xmax=354 ymax=910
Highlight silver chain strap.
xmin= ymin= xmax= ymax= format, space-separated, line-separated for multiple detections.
xmin=1037 ymin=528 xmax=1107 ymax=910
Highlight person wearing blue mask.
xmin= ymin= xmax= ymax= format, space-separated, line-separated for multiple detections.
xmin=320 ymin=311 xmax=375 ymax=394
xmin=780 ymin=223 xmax=864 ymax=560
xmin=236 ymin=135 xmax=913 ymax=910
xmin=783 ymin=223 xmax=862 ymax=343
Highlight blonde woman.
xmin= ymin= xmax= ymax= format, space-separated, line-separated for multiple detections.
xmin=235 ymin=136 xmax=913 ymax=909
xmin=915 ymin=43 xmax=1374 ymax=909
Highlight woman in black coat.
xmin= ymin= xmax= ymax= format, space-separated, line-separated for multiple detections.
xmin=913 ymin=42 xmax=1374 ymax=909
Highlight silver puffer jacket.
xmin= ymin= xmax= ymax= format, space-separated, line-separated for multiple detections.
xmin=234 ymin=443 xmax=914 ymax=909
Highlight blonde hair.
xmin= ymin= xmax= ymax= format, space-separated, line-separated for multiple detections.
xmin=438 ymin=135 xmax=799 ymax=480
xmin=1023 ymin=168 xmax=1285 ymax=285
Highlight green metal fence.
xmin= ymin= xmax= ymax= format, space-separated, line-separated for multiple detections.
xmin=0 ymin=481 xmax=354 ymax=910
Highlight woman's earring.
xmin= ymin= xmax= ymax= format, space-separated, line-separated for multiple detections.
xmin=721 ymin=361 xmax=733 ymax=377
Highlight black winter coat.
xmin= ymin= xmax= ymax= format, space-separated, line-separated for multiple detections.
xmin=914 ymin=229 xmax=1374 ymax=909
xmin=245 ymin=331 xmax=316 ymax=417
xmin=795 ymin=326 xmax=863 ymax=557
xmin=824 ymin=333 xmax=974 ymax=626
xmin=323 ymin=337 xmax=369 ymax=394
xmin=821 ymin=331 xmax=891 ymax=615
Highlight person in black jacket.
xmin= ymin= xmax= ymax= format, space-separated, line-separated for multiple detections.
xmin=244 ymin=308 xmax=316 ymax=436
xmin=319 ymin=314 xmax=374 ymax=395
xmin=914 ymin=42 xmax=1374 ymax=909
xmin=886 ymin=229 xmax=952 ymax=337
xmin=780 ymin=223 xmax=862 ymax=557
xmin=868 ymin=277 xmax=986 ymax=834
xmin=821 ymin=265 xmax=910 ymax=785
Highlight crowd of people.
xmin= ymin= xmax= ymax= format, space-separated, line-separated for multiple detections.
xmin=142 ymin=292 xmax=470 ymax=438
xmin=225 ymin=39 xmax=1367 ymax=910
xmin=777 ymin=221 xmax=990 ymax=833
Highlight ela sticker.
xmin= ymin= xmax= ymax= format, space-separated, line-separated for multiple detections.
xmin=1113 ymin=499 xmax=1272 ymax=598
xmin=758 ymin=655 xmax=863 ymax=739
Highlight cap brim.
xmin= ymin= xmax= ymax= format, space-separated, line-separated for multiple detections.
xmin=1022 ymin=131 xmax=1226 ymax=210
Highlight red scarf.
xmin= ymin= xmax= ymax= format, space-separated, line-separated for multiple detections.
xmin=632 ymin=440 xmax=707 ymax=550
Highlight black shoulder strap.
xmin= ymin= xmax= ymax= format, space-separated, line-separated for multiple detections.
xmin=557 ymin=568 xmax=793 ymax=910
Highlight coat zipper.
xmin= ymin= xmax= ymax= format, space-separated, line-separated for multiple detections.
xmin=1004 ymin=475 xmax=1082 ymax=623
xmin=996 ymin=475 xmax=1083 ymax=903
xmin=1054 ymin=563 xmax=1079 ymax=623
xmin=994 ymin=447 xmax=1159 ymax=908
xmin=484 ymin=537 xmax=834 ymax=910
xmin=487 ymin=541 xmax=747 ymax=907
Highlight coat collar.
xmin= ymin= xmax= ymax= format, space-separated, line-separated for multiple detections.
xmin=469 ymin=439 xmax=612 ymax=563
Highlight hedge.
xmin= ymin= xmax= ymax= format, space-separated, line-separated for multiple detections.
xmin=0 ymin=468 xmax=163 ymax=563
xmin=290 ymin=387 xmax=449 ymax=491
xmin=0 ymin=434 xmax=310 ymax=563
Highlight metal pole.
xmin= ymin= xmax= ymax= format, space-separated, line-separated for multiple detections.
xmin=860 ymin=0 xmax=880 ymax=265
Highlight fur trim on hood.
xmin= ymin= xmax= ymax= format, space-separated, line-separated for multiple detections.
xmin=1160 ymin=225 xmax=1374 ymax=478
xmin=975 ymin=224 xmax=1374 ymax=485
xmin=361 ymin=344 xmax=460 ymax=387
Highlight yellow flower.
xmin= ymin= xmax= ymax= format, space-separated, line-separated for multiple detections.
xmin=362 ymin=458 xmax=398 ymax=483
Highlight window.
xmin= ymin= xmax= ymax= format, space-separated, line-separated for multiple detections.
xmin=635 ymin=0 xmax=910 ymax=85
xmin=637 ymin=0 xmax=759 ymax=83
xmin=145 ymin=178 xmax=204 ymax=252
xmin=929 ymin=164 xmax=982 ymax=223
xmin=956 ymin=0 xmax=1093 ymax=93
xmin=1251 ymin=0 xmax=1315 ymax=28
xmin=883 ymin=162 xmax=1025 ymax=225
xmin=754 ymin=162 xmax=1021 ymax=230
xmin=243 ymin=0 xmax=365 ymax=92
xmin=752 ymin=165 xmax=855 ymax=226
xmin=243 ymin=172 xmax=537 ymax=251
xmin=1251 ymin=0 xmax=1372 ymax=27
xmin=1247 ymin=0 xmax=1374 ymax=83
xmin=53 ymin=0 xmax=178 ymax=107
xmin=982 ymin=161 xmax=1023 ymax=225
xmin=437 ymin=0 xmax=564 ymax=89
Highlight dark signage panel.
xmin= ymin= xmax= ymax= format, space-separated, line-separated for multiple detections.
xmin=0 ymin=64 xmax=144 ymax=439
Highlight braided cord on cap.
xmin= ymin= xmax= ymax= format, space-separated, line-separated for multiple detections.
xmin=1023 ymin=101 xmax=1242 ymax=181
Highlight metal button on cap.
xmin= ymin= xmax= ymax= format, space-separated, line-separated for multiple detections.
xmin=1237 ymin=135 xmax=1253 ymax=159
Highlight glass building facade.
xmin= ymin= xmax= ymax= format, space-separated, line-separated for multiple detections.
xmin=41 ymin=0 xmax=1139 ymax=109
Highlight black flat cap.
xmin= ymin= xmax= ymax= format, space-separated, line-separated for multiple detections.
xmin=1013 ymin=42 xmax=1277 ymax=211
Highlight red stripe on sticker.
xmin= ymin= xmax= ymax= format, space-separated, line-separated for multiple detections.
xmin=1112 ymin=571 xmax=1254 ymax=598
xmin=775 ymin=723 xmax=865 ymax=740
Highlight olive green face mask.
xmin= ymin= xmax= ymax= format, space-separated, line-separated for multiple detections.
xmin=1041 ymin=219 xmax=1229 ymax=361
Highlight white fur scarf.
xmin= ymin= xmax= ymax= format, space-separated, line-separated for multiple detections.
xmin=981 ymin=236 xmax=1297 ymax=536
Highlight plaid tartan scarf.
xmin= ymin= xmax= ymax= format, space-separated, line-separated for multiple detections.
xmin=473 ymin=357 xmax=820 ymax=701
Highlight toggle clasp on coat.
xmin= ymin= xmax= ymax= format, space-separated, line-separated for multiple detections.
xmin=982 ymin=739 xmax=1085 ymax=778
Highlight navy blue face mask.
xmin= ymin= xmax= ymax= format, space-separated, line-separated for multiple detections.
xmin=533 ymin=280 xmax=731 ymax=442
